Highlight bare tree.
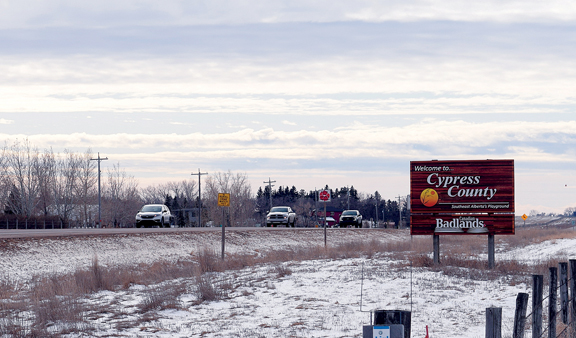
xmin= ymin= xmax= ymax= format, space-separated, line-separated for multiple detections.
xmin=75 ymin=149 xmax=97 ymax=227
xmin=37 ymin=148 xmax=57 ymax=216
xmin=140 ymin=180 xmax=197 ymax=204
xmin=204 ymin=171 xmax=255 ymax=227
xmin=2 ymin=140 xmax=42 ymax=216
xmin=51 ymin=150 xmax=82 ymax=224
xmin=104 ymin=162 xmax=141 ymax=227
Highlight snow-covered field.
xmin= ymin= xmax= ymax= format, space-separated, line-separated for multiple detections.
xmin=2 ymin=227 xmax=576 ymax=337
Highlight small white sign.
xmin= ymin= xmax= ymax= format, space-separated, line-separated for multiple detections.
xmin=373 ymin=326 xmax=390 ymax=338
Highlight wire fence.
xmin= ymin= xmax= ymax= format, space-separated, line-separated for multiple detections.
xmin=490 ymin=260 xmax=576 ymax=338
xmin=0 ymin=215 xmax=104 ymax=229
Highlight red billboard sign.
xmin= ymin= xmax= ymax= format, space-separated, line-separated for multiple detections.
xmin=410 ymin=159 xmax=514 ymax=235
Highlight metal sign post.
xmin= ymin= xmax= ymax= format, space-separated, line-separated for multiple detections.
xmin=319 ymin=189 xmax=331 ymax=247
xmin=218 ymin=193 xmax=230 ymax=259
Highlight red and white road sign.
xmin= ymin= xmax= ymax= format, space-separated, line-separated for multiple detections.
xmin=319 ymin=189 xmax=331 ymax=202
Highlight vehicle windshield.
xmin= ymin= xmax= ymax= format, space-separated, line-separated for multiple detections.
xmin=270 ymin=207 xmax=289 ymax=213
xmin=140 ymin=205 xmax=162 ymax=212
xmin=342 ymin=211 xmax=357 ymax=215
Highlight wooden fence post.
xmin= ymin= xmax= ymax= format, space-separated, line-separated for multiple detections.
xmin=488 ymin=233 xmax=495 ymax=269
xmin=486 ymin=307 xmax=502 ymax=338
xmin=532 ymin=275 xmax=543 ymax=338
xmin=433 ymin=234 xmax=440 ymax=265
xmin=560 ymin=262 xmax=569 ymax=325
xmin=513 ymin=293 xmax=529 ymax=338
xmin=569 ymin=260 xmax=576 ymax=338
xmin=549 ymin=267 xmax=558 ymax=338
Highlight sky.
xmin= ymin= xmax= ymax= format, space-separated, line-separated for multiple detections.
xmin=0 ymin=1 xmax=575 ymax=215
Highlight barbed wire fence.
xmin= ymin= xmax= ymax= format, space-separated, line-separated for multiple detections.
xmin=488 ymin=260 xmax=576 ymax=338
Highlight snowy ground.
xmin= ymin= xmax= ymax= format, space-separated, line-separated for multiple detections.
xmin=2 ymin=227 xmax=576 ymax=337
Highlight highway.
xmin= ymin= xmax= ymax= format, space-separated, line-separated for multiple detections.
xmin=0 ymin=226 xmax=329 ymax=239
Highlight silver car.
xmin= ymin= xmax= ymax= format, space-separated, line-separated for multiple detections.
xmin=135 ymin=204 xmax=172 ymax=228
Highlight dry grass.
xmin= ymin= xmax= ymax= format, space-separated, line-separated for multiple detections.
xmin=194 ymin=275 xmax=228 ymax=303
xmin=139 ymin=283 xmax=185 ymax=313
xmin=2 ymin=226 xmax=575 ymax=336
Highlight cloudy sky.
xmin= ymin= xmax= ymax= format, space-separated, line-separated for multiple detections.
xmin=1 ymin=1 xmax=575 ymax=215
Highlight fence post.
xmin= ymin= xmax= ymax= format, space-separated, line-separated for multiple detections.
xmin=549 ymin=267 xmax=558 ymax=338
xmin=569 ymin=260 xmax=576 ymax=338
xmin=16 ymin=218 xmax=18 ymax=229
xmin=532 ymin=274 xmax=543 ymax=338
xmin=560 ymin=262 xmax=569 ymax=325
xmin=488 ymin=233 xmax=495 ymax=269
xmin=514 ymin=293 xmax=529 ymax=338
xmin=486 ymin=307 xmax=502 ymax=338
xmin=433 ymin=234 xmax=440 ymax=264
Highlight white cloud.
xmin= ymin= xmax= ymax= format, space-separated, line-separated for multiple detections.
xmin=2 ymin=0 xmax=576 ymax=29
xmin=0 ymin=118 xmax=13 ymax=124
xmin=282 ymin=120 xmax=296 ymax=126
xmin=2 ymin=120 xmax=573 ymax=161
xmin=1 ymin=55 xmax=575 ymax=115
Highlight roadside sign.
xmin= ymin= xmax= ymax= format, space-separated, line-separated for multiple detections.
xmin=218 ymin=193 xmax=230 ymax=207
xmin=522 ymin=214 xmax=528 ymax=221
xmin=410 ymin=159 xmax=515 ymax=235
xmin=319 ymin=189 xmax=331 ymax=202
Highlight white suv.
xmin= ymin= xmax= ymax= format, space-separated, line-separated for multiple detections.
xmin=135 ymin=204 xmax=172 ymax=228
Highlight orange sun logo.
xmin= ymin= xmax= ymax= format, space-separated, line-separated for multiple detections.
xmin=420 ymin=188 xmax=439 ymax=207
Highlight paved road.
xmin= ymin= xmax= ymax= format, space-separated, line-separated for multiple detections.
xmin=0 ymin=226 xmax=331 ymax=239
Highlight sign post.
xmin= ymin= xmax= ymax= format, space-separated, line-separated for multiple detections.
xmin=319 ymin=189 xmax=331 ymax=247
xmin=522 ymin=213 xmax=528 ymax=226
xmin=218 ymin=193 xmax=230 ymax=259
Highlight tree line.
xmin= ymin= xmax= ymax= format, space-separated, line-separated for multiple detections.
xmin=0 ymin=140 xmax=408 ymax=228
xmin=255 ymin=184 xmax=408 ymax=227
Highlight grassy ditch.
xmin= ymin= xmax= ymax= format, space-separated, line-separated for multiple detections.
xmin=0 ymin=227 xmax=574 ymax=336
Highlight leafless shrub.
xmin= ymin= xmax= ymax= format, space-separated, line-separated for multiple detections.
xmin=196 ymin=247 xmax=225 ymax=274
xmin=408 ymin=254 xmax=434 ymax=267
xmin=194 ymin=275 xmax=227 ymax=303
xmin=0 ymin=317 xmax=29 ymax=338
xmin=138 ymin=284 xmax=184 ymax=313
xmin=30 ymin=294 xmax=88 ymax=336
xmin=271 ymin=264 xmax=293 ymax=277
xmin=224 ymin=253 xmax=258 ymax=270
xmin=0 ymin=277 xmax=20 ymax=300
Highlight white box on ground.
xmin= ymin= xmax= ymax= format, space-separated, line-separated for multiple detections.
xmin=363 ymin=324 xmax=404 ymax=338
xmin=373 ymin=326 xmax=390 ymax=338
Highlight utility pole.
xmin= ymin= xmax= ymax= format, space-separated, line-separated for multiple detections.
xmin=397 ymin=195 xmax=403 ymax=228
xmin=263 ymin=177 xmax=276 ymax=210
xmin=347 ymin=186 xmax=350 ymax=210
xmin=192 ymin=169 xmax=208 ymax=227
xmin=90 ymin=152 xmax=108 ymax=228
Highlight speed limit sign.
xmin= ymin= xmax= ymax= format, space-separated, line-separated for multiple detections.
xmin=319 ymin=189 xmax=331 ymax=202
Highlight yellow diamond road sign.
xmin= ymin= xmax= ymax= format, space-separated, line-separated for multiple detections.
xmin=218 ymin=193 xmax=230 ymax=207
xmin=522 ymin=214 xmax=528 ymax=221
